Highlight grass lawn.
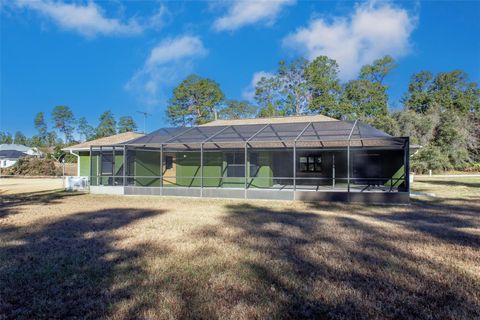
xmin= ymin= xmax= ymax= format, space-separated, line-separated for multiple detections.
xmin=0 ymin=177 xmax=479 ymax=319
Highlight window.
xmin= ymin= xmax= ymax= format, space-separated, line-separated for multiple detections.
xmin=224 ymin=152 xmax=245 ymax=177
xmin=165 ymin=156 xmax=173 ymax=169
xmin=299 ymin=155 xmax=322 ymax=172
xmin=101 ymin=153 xmax=113 ymax=175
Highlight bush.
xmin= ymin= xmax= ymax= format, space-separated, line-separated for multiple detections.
xmin=458 ymin=162 xmax=480 ymax=173
xmin=4 ymin=157 xmax=59 ymax=176
xmin=411 ymin=146 xmax=451 ymax=174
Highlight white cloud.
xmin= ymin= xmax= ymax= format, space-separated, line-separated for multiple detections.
xmin=10 ymin=0 xmax=168 ymax=37
xmin=213 ymin=0 xmax=295 ymax=31
xmin=242 ymin=71 xmax=275 ymax=101
xmin=283 ymin=1 xmax=416 ymax=80
xmin=147 ymin=3 xmax=170 ymax=31
xmin=125 ymin=35 xmax=208 ymax=106
xmin=146 ymin=36 xmax=207 ymax=66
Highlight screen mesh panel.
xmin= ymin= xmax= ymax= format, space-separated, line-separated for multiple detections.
xmin=112 ymin=120 xmax=405 ymax=149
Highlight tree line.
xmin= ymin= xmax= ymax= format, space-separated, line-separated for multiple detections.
xmin=0 ymin=108 xmax=138 ymax=148
xmin=166 ymin=55 xmax=479 ymax=172
xmin=1 ymin=54 xmax=478 ymax=173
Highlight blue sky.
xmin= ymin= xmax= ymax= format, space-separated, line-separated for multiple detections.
xmin=1 ymin=0 xmax=479 ymax=137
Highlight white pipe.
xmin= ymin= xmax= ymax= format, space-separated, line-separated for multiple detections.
xmin=69 ymin=150 xmax=80 ymax=176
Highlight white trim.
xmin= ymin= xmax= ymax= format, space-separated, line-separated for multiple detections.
xmin=69 ymin=150 xmax=80 ymax=176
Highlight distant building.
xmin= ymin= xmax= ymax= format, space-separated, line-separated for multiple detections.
xmin=0 ymin=144 xmax=42 ymax=168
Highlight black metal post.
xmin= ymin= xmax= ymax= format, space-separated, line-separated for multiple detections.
xmin=99 ymin=146 xmax=102 ymax=186
xmin=332 ymin=153 xmax=335 ymax=189
xmin=244 ymin=142 xmax=248 ymax=199
xmin=89 ymin=145 xmax=93 ymax=186
xmin=405 ymin=138 xmax=410 ymax=192
xmin=346 ymin=120 xmax=358 ymax=201
xmin=293 ymin=142 xmax=296 ymax=200
xmin=347 ymin=143 xmax=350 ymax=193
xmin=112 ymin=146 xmax=115 ymax=186
xmin=200 ymin=143 xmax=203 ymax=197
xmin=123 ymin=145 xmax=126 ymax=186
xmin=160 ymin=144 xmax=163 ymax=194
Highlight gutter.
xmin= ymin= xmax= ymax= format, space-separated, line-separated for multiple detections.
xmin=69 ymin=150 xmax=80 ymax=176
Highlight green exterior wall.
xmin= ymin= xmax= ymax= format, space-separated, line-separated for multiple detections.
xmin=80 ymin=151 xmax=124 ymax=186
xmin=175 ymin=152 xmax=210 ymax=187
xmin=83 ymin=150 xmax=274 ymax=188
xmin=175 ymin=151 xmax=273 ymax=188
xmin=79 ymin=152 xmax=90 ymax=177
xmin=134 ymin=151 xmax=160 ymax=186
xmin=248 ymin=152 xmax=273 ymax=188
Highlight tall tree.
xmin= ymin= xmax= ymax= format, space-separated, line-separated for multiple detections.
xmin=77 ymin=117 xmax=95 ymax=141
xmin=255 ymin=75 xmax=283 ymax=117
xmin=395 ymin=110 xmax=437 ymax=147
xmin=167 ymin=74 xmax=225 ymax=126
xmin=51 ymin=105 xmax=75 ymax=143
xmin=342 ymin=55 xmax=396 ymax=119
xmin=468 ymin=111 xmax=480 ymax=162
xmin=431 ymin=70 xmax=480 ymax=114
xmin=278 ymin=58 xmax=310 ymax=115
xmin=359 ymin=55 xmax=396 ymax=84
xmin=29 ymin=135 xmax=43 ymax=147
xmin=403 ymin=71 xmax=434 ymax=113
xmin=434 ymin=109 xmax=470 ymax=168
xmin=13 ymin=131 xmax=28 ymax=145
xmin=219 ymin=100 xmax=258 ymax=120
xmin=400 ymin=69 xmax=480 ymax=172
xmin=368 ymin=114 xmax=400 ymax=136
xmin=340 ymin=79 xmax=388 ymax=119
xmin=304 ymin=56 xmax=342 ymax=118
xmin=254 ymin=59 xmax=310 ymax=117
xmin=34 ymin=112 xmax=48 ymax=143
xmin=47 ymin=131 xmax=61 ymax=146
xmin=118 ymin=116 xmax=138 ymax=133
xmin=0 ymin=131 xmax=13 ymax=144
xmin=96 ymin=111 xmax=117 ymax=138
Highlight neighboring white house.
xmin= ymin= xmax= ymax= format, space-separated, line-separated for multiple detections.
xmin=0 ymin=144 xmax=42 ymax=168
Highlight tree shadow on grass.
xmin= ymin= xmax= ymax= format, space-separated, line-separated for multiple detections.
xmin=0 ymin=207 xmax=166 ymax=319
xmin=1 ymin=195 xmax=479 ymax=319
xmin=349 ymin=197 xmax=480 ymax=249
xmin=418 ymin=179 xmax=480 ymax=189
xmin=192 ymin=202 xmax=480 ymax=319
xmin=305 ymin=195 xmax=480 ymax=248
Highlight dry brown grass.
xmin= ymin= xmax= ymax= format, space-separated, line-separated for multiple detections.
xmin=0 ymin=178 xmax=63 ymax=195
xmin=0 ymin=178 xmax=479 ymax=319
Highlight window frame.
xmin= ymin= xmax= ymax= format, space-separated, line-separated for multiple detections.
xmin=224 ymin=152 xmax=245 ymax=178
xmin=299 ymin=155 xmax=322 ymax=173
xmin=101 ymin=152 xmax=114 ymax=175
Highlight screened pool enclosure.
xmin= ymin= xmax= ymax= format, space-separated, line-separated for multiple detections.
xmin=88 ymin=119 xmax=410 ymax=202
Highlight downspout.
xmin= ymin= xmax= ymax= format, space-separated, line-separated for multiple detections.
xmin=69 ymin=150 xmax=80 ymax=176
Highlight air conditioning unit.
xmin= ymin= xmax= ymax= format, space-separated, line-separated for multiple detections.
xmin=65 ymin=176 xmax=89 ymax=191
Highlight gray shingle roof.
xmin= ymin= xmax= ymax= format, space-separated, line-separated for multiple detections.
xmin=0 ymin=150 xmax=28 ymax=159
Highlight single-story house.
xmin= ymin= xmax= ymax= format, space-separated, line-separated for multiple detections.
xmin=0 ymin=144 xmax=42 ymax=168
xmin=64 ymin=115 xmax=411 ymax=203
